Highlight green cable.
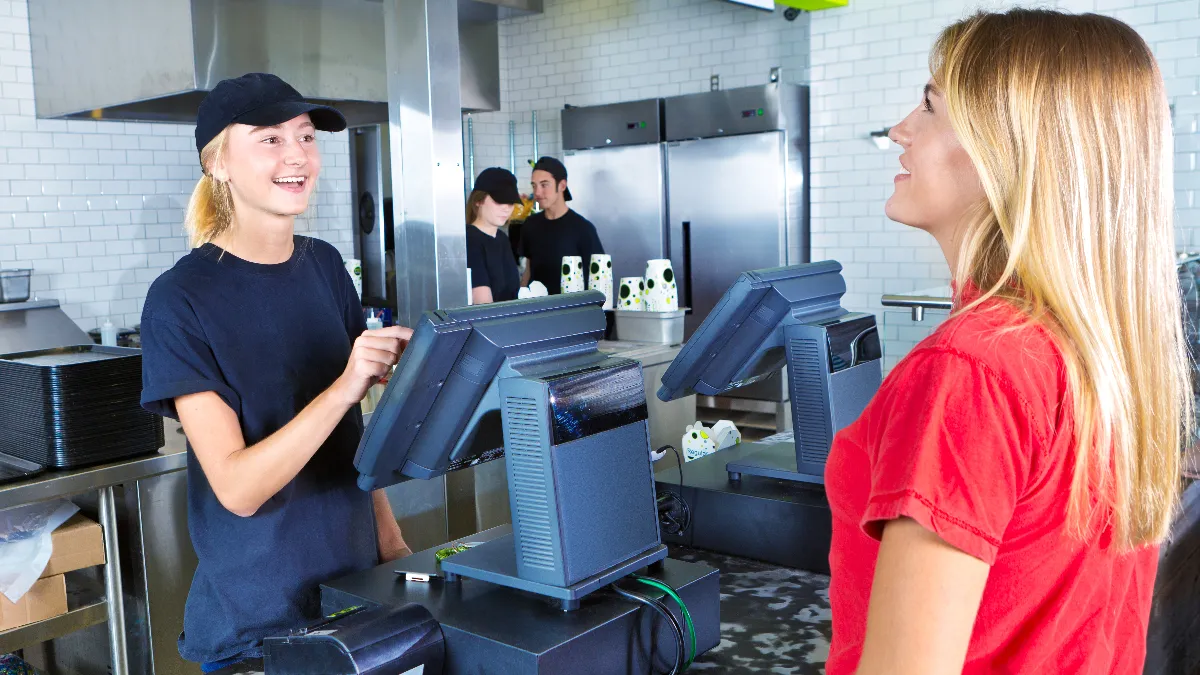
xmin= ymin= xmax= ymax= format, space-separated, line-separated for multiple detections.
xmin=632 ymin=576 xmax=696 ymax=670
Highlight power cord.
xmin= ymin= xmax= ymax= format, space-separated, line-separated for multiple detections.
xmin=631 ymin=575 xmax=696 ymax=670
xmin=611 ymin=584 xmax=685 ymax=675
xmin=655 ymin=444 xmax=693 ymax=537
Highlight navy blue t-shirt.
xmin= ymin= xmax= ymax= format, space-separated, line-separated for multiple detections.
xmin=139 ymin=236 xmax=378 ymax=664
xmin=466 ymin=224 xmax=520 ymax=302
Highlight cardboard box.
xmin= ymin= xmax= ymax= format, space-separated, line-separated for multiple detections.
xmin=41 ymin=515 xmax=105 ymax=579
xmin=0 ymin=575 xmax=67 ymax=631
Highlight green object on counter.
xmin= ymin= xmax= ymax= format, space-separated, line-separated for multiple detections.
xmin=435 ymin=544 xmax=471 ymax=562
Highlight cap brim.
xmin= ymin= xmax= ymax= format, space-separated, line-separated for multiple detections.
xmin=234 ymin=100 xmax=348 ymax=133
xmin=488 ymin=184 xmax=522 ymax=205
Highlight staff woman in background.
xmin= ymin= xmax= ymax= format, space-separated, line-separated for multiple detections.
xmin=139 ymin=73 xmax=412 ymax=673
xmin=466 ymin=167 xmax=521 ymax=305
xmin=825 ymin=10 xmax=1190 ymax=675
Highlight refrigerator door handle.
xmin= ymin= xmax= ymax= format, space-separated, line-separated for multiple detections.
xmin=682 ymin=220 xmax=693 ymax=314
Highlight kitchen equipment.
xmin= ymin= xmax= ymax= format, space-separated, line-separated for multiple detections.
xmin=86 ymin=325 xmax=139 ymax=348
xmin=0 ymin=345 xmax=165 ymax=468
xmin=614 ymin=309 xmax=686 ymax=346
xmin=0 ymin=300 xmax=93 ymax=355
xmin=562 ymin=85 xmax=810 ymax=340
xmin=664 ymin=84 xmax=809 ymax=339
xmin=0 ymin=270 xmax=32 ymax=304
xmin=563 ymin=99 xmax=668 ymax=285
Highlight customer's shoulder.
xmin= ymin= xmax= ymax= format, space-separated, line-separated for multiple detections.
xmin=914 ymin=296 xmax=1065 ymax=393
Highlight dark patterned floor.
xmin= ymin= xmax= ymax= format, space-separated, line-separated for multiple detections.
xmin=671 ymin=546 xmax=832 ymax=674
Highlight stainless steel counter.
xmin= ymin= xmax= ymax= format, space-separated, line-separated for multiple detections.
xmin=0 ymin=431 xmax=186 ymax=510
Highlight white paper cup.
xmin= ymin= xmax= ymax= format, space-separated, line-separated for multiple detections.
xmin=560 ymin=256 xmax=585 ymax=294
xmin=643 ymin=259 xmax=678 ymax=311
xmin=589 ymin=254 xmax=614 ymax=309
xmin=618 ymin=277 xmax=646 ymax=310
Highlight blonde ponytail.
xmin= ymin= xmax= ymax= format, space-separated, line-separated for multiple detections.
xmin=185 ymin=129 xmax=234 ymax=248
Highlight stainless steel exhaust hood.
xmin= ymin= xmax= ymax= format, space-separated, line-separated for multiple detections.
xmin=27 ymin=0 xmax=539 ymax=125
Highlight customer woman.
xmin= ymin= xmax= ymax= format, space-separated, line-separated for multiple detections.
xmin=139 ymin=73 xmax=412 ymax=673
xmin=466 ymin=167 xmax=521 ymax=304
xmin=825 ymin=10 xmax=1190 ymax=675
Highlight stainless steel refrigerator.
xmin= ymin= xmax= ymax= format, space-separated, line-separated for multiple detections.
xmin=560 ymin=85 xmax=809 ymax=340
xmin=562 ymin=98 xmax=667 ymax=285
xmin=663 ymin=84 xmax=810 ymax=338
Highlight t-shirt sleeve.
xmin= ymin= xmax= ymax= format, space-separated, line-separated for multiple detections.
xmin=860 ymin=348 xmax=1038 ymax=564
xmin=139 ymin=314 xmax=241 ymax=421
xmin=466 ymin=233 xmax=491 ymax=289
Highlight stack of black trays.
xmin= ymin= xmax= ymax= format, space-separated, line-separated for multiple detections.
xmin=0 ymin=345 xmax=164 ymax=469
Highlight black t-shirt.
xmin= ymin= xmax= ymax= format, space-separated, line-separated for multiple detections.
xmin=139 ymin=236 xmax=377 ymax=664
xmin=466 ymin=225 xmax=520 ymax=302
xmin=516 ymin=209 xmax=605 ymax=295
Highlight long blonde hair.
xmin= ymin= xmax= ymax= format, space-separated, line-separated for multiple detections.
xmin=184 ymin=129 xmax=234 ymax=248
xmin=932 ymin=9 xmax=1190 ymax=549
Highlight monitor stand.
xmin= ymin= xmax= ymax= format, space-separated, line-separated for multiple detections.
xmin=440 ymin=537 xmax=668 ymax=611
xmin=725 ymin=439 xmax=823 ymax=484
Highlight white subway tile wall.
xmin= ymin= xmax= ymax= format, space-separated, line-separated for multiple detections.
xmin=0 ymin=0 xmax=352 ymax=332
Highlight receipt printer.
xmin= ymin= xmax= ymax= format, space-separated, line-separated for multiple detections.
xmin=263 ymin=603 xmax=444 ymax=675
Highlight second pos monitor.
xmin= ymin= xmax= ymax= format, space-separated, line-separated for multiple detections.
xmin=658 ymin=262 xmax=883 ymax=483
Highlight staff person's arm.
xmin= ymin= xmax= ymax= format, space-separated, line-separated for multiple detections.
xmin=373 ymin=490 xmax=412 ymax=561
xmin=855 ymin=517 xmax=989 ymax=675
xmin=472 ymin=286 xmax=494 ymax=305
xmin=176 ymin=325 xmax=412 ymax=517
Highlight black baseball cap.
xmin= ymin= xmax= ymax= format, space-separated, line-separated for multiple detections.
xmin=531 ymin=156 xmax=573 ymax=201
xmin=195 ymin=73 xmax=347 ymax=158
xmin=473 ymin=167 xmax=521 ymax=205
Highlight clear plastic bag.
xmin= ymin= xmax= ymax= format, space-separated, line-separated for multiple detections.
xmin=0 ymin=500 xmax=79 ymax=603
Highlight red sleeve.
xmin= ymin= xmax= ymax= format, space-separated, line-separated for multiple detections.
xmin=861 ymin=348 xmax=1039 ymax=565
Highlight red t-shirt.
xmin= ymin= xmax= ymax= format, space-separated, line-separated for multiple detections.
xmin=825 ymin=293 xmax=1159 ymax=674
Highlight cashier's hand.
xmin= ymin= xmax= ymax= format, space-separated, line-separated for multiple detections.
xmin=332 ymin=325 xmax=413 ymax=407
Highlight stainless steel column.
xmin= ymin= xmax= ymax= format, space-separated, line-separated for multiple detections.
xmin=99 ymin=486 xmax=128 ymax=675
xmin=383 ymin=0 xmax=469 ymax=329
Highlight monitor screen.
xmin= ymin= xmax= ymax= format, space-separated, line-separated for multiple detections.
xmin=657 ymin=262 xmax=847 ymax=401
xmin=354 ymin=292 xmax=607 ymax=491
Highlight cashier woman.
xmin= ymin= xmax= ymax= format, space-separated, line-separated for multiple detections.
xmin=466 ymin=167 xmax=522 ymax=304
xmin=138 ymin=73 xmax=412 ymax=673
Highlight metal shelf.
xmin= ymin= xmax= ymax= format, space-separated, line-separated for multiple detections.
xmin=0 ymin=573 xmax=108 ymax=653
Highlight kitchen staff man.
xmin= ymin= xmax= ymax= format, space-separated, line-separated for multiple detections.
xmin=517 ymin=156 xmax=605 ymax=295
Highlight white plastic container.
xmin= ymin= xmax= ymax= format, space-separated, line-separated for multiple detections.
xmin=99 ymin=319 xmax=118 ymax=347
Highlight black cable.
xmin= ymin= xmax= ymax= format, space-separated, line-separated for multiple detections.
xmin=656 ymin=444 xmax=684 ymax=491
xmin=611 ymin=584 xmax=684 ymax=675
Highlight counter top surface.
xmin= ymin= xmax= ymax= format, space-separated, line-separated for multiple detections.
xmin=598 ymin=339 xmax=682 ymax=366
xmin=0 ymin=421 xmax=187 ymax=509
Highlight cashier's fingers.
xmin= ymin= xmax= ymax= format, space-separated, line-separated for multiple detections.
xmin=354 ymin=335 xmax=407 ymax=357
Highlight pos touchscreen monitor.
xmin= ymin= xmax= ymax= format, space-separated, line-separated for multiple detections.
xmin=657 ymin=262 xmax=883 ymax=483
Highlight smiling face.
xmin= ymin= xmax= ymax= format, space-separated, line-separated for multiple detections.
xmin=885 ymin=83 xmax=986 ymax=242
xmin=209 ymin=113 xmax=321 ymax=227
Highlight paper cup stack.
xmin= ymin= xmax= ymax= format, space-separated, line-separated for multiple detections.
xmin=618 ymin=277 xmax=646 ymax=310
xmin=588 ymin=254 xmax=614 ymax=309
xmin=560 ymin=256 xmax=585 ymax=294
xmin=643 ymin=259 xmax=678 ymax=311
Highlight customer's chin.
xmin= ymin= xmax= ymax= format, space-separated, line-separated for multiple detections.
xmin=884 ymin=198 xmax=927 ymax=231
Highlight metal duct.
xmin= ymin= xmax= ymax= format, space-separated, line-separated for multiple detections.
xmin=27 ymin=0 xmax=539 ymax=125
